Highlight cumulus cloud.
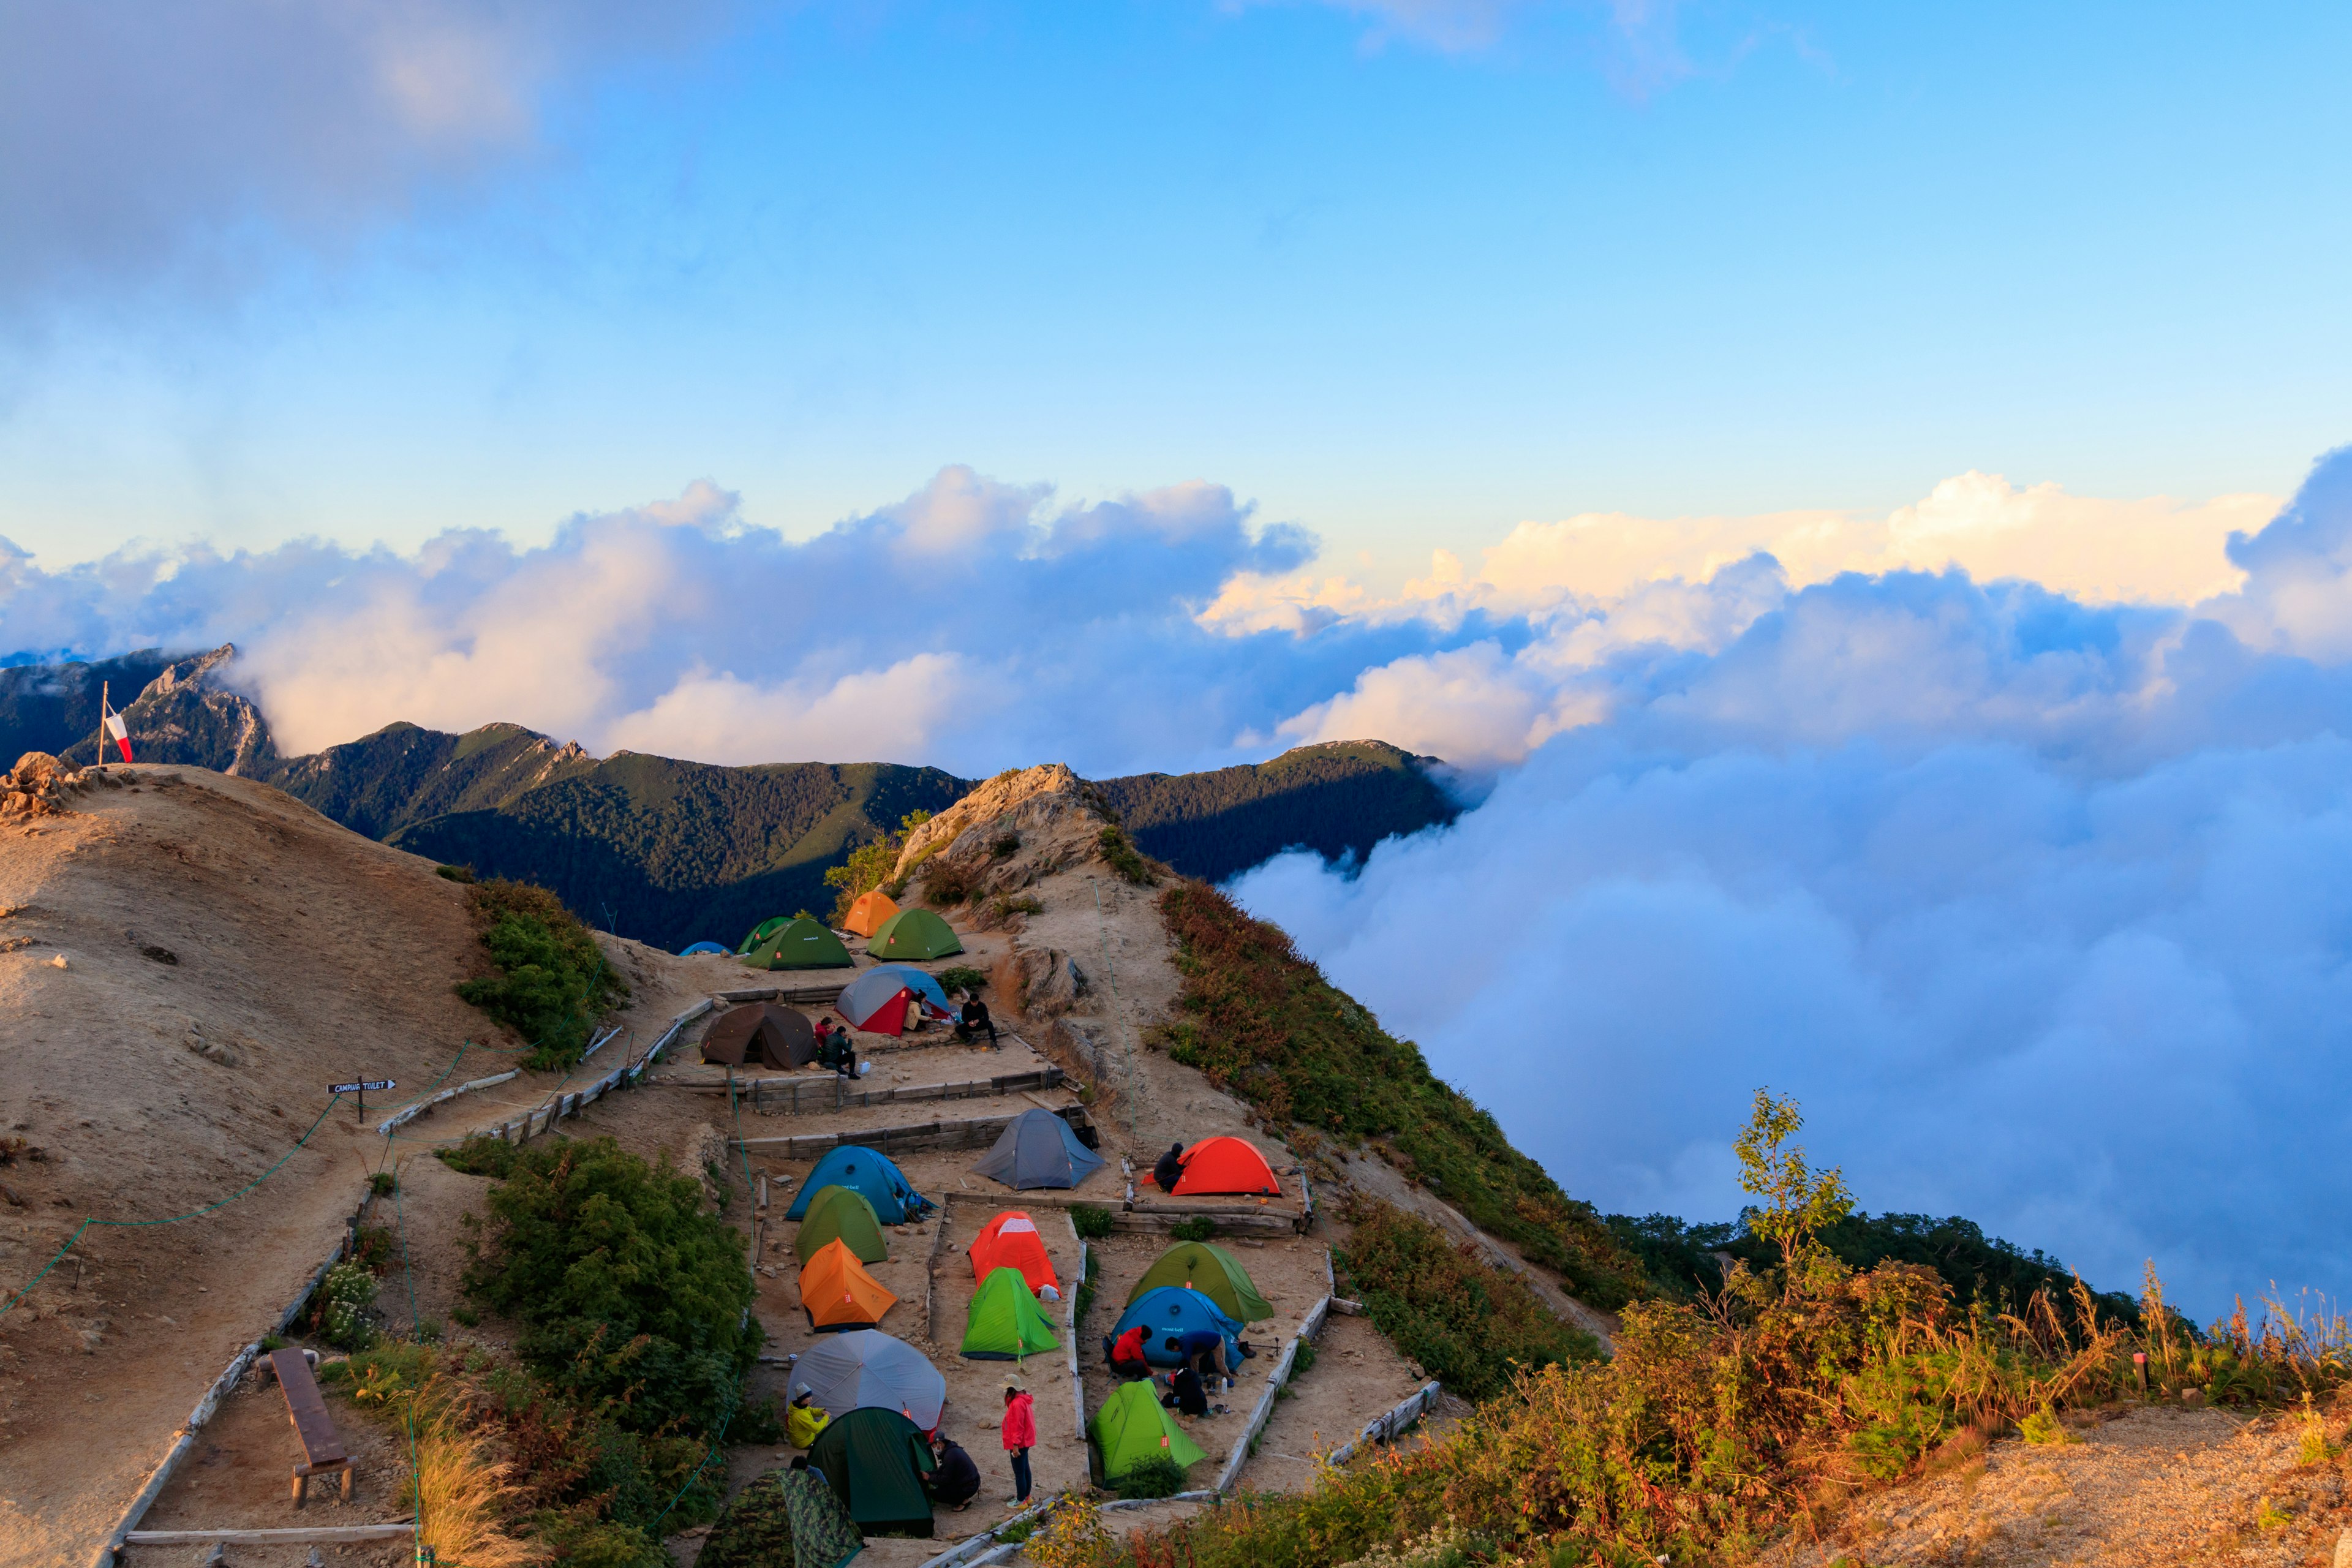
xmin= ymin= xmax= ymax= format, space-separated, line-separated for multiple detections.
xmin=0 ymin=0 xmax=723 ymax=305
xmin=1235 ymin=445 xmax=2352 ymax=1314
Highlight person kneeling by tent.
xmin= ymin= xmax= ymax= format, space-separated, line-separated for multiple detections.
xmin=929 ymin=1432 xmax=981 ymax=1512
xmin=955 ymin=995 xmax=997 ymax=1046
xmin=1104 ymin=1323 xmax=1150 ymax=1381
xmin=1152 ymin=1142 xmax=1183 ymax=1191
xmin=1161 ymin=1363 xmax=1210 ymax=1422
xmin=814 ymin=1018 xmax=858 ymax=1077
xmin=1178 ymin=1328 xmax=1235 ymax=1392
xmin=788 ymin=1385 xmax=831 ymax=1449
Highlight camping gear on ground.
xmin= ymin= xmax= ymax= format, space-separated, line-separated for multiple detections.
xmin=694 ymin=1465 xmax=865 ymax=1568
xmin=836 ymin=965 xmax=953 ymax=1036
xmin=809 ymin=1407 xmax=938 ymax=1537
xmin=743 ymin=914 xmax=856 ymax=971
xmin=797 ymin=1186 xmax=891 ymax=1264
xmin=960 ymin=1266 xmax=1061 ymax=1360
xmin=1111 ymin=1286 xmax=1247 ymax=1368
xmin=702 ymin=1002 xmax=817 ymax=1069
xmin=968 ymin=1210 xmax=1058 ymax=1292
xmin=799 ymin=1238 xmax=899 ymax=1332
xmin=843 ymin=889 xmax=900 ymax=938
xmin=794 ymin=1329 xmax=948 ymax=1431
xmin=679 ymin=940 xmax=730 ymax=957
xmin=1164 ymin=1134 xmax=1283 ymax=1197
xmin=737 ymin=916 xmax=793 ymax=955
xmin=1126 ymin=1240 xmax=1273 ymax=1324
xmin=1090 ymin=1378 xmax=1207 ymax=1483
xmin=785 ymin=1145 xmax=932 ymax=1223
xmin=865 ymin=907 xmax=964 ymax=960
xmin=970 ymin=1107 xmax=1105 ymax=1191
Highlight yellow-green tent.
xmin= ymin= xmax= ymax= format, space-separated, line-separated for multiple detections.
xmin=796 ymin=1185 xmax=889 ymax=1265
xmin=1090 ymin=1378 xmax=1207 ymax=1480
xmin=866 ymin=908 xmax=964 ymax=960
xmin=959 ymin=1266 xmax=1060 ymax=1360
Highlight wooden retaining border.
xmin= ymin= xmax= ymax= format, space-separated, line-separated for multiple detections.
xmin=375 ymin=1068 xmax=520 ymax=1136
xmin=1213 ymin=1292 xmax=1334 ymax=1494
xmin=481 ymin=998 xmax=714 ymax=1145
xmin=1322 ymin=1381 xmax=1444 ymax=1468
xmin=651 ymin=1066 xmax=1065 ymax=1115
xmin=1066 ymin=1213 xmax=1087 ymax=1442
xmin=732 ymin=1104 xmax=1096 ymax=1161
xmin=126 ymin=1521 xmax=418 ymax=1547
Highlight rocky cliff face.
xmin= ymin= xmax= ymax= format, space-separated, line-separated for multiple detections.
xmin=62 ymin=645 xmax=277 ymax=775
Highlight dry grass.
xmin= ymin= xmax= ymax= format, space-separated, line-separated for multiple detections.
xmin=406 ymin=1404 xmax=547 ymax=1567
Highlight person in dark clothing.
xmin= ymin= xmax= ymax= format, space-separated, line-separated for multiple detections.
xmin=1161 ymin=1365 xmax=1208 ymax=1419
xmin=955 ymin=996 xmax=998 ymax=1046
xmin=929 ymin=1434 xmax=981 ymax=1511
xmin=814 ymin=1018 xmax=857 ymax=1077
xmin=1176 ymin=1328 xmax=1234 ymax=1389
xmin=1152 ymin=1142 xmax=1184 ymax=1191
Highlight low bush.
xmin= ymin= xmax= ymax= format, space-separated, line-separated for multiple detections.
xmin=1169 ymin=1215 xmax=1218 ymax=1242
xmin=993 ymin=894 xmax=1044 ymax=918
xmin=937 ymin=965 xmax=990 ymax=997
xmin=923 ymin=856 xmax=979 ymax=906
xmin=824 ymin=809 xmax=931 ymax=924
xmin=1113 ymin=1454 xmax=1188 ymax=1499
xmin=460 ymin=1136 xmax=764 ymax=1440
xmin=438 ymin=1134 xmax=521 ymax=1178
xmin=437 ymin=864 xmax=476 ymax=883
xmin=317 ymin=1260 xmax=379 ymax=1351
xmin=1074 ymin=1246 xmax=1102 ymax=1329
xmin=370 ymin=1170 xmax=398 ymax=1197
xmin=454 ymin=878 xmax=627 ymax=1069
xmin=1337 ymin=1200 xmax=1602 ymax=1400
xmin=350 ymin=1224 xmax=396 ymax=1273
xmin=1097 ymin=826 xmax=1158 ymax=886
xmin=1069 ymin=1204 xmax=1117 ymax=1240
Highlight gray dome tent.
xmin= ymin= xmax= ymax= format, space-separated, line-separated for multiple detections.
xmin=971 ymin=1107 xmax=1105 ymax=1190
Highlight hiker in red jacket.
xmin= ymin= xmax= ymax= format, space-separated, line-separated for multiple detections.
xmin=1000 ymin=1381 xmax=1036 ymax=1506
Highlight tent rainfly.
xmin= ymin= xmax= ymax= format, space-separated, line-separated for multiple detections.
xmin=809 ymin=1407 xmax=938 ymax=1537
xmin=970 ymin=1108 xmax=1104 ymax=1191
xmin=796 ymin=1186 xmax=889 ymax=1264
xmin=737 ymin=916 xmax=793 ymax=955
xmin=968 ymin=1210 xmax=1057 ymax=1292
xmin=960 ymin=1266 xmax=1061 ymax=1360
xmin=793 ymin=1329 xmax=947 ymax=1431
xmin=678 ymin=940 xmax=730 ymax=957
xmin=843 ymin=889 xmax=900 ymax=938
xmin=836 ymin=966 xmax=953 ymax=1036
xmin=865 ymin=907 xmax=964 ymax=960
xmin=701 ymin=1003 xmax=817 ymax=1069
xmin=784 ymin=1145 xmax=931 ymax=1224
xmin=742 ymin=914 xmax=856 ymax=971
xmin=1164 ymin=1134 xmax=1283 ymax=1197
xmin=799 ymin=1238 xmax=898 ymax=1332
xmin=1125 ymin=1240 xmax=1274 ymax=1324
xmin=1090 ymin=1378 xmax=1207 ymax=1482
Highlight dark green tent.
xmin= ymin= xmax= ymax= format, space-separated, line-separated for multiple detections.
xmin=865 ymin=908 xmax=964 ymax=960
xmin=744 ymin=914 xmax=856 ymax=971
xmin=797 ymin=1185 xmax=890 ymax=1264
xmin=810 ymin=1407 xmax=937 ymax=1537
xmin=738 ymin=915 xmax=792 ymax=955
xmin=1126 ymin=1240 xmax=1273 ymax=1324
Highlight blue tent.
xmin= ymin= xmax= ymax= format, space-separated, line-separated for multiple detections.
xmin=679 ymin=941 xmax=729 ymax=957
xmin=1112 ymin=1286 xmax=1245 ymax=1368
xmin=970 ymin=1107 xmax=1105 ymax=1190
xmin=785 ymin=1145 xmax=933 ymax=1223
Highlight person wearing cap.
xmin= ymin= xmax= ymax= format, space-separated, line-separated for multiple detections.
xmin=1000 ymin=1381 xmax=1036 ymax=1506
xmin=929 ymin=1431 xmax=981 ymax=1511
xmin=1153 ymin=1142 xmax=1184 ymax=1191
xmin=787 ymin=1385 xmax=831 ymax=1449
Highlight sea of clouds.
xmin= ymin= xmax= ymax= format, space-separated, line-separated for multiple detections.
xmin=6 ymin=447 xmax=2350 ymax=1313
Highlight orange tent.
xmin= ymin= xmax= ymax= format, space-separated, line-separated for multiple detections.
xmin=800 ymin=1237 xmax=899 ymax=1332
xmin=968 ymin=1210 xmax=1058 ymax=1293
xmin=1170 ymin=1136 xmax=1283 ymax=1197
xmin=843 ymin=890 xmax=900 ymax=938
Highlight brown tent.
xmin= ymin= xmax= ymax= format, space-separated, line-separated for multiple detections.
xmin=701 ymin=1003 xmax=816 ymax=1069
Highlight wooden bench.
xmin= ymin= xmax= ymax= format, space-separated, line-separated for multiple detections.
xmin=265 ymin=1348 xmax=353 ymax=1506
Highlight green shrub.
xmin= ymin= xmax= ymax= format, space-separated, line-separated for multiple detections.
xmin=1169 ymin=1216 xmax=1218 ymax=1242
xmin=369 ymin=1170 xmax=397 ymax=1197
xmin=1074 ymin=1246 xmax=1102 ymax=1329
xmin=1337 ymin=1200 xmax=1603 ymax=1400
xmin=318 ymin=1260 xmax=379 ymax=1351
xmin=436 ymin=864 xmax=476 ymax=883
xmin=2019 ymin=1404 xmax=2076 ymax=1446
xmin=350 ymin=1224 xmax=396 ymax=1273
xmin=259 ymin=1332 xmax=287 ymax=1352
xmin=437 ymin=1134 xmax=521 ymax=1178
xmin=453 ymin=878 xmax=627 ymax=1069
xmin=1158 ymin=881 xmax=1645 ymax=1310
xmin=1113 ymin=1454 xmax=1188 ymax=1499
xmin=824 ymin=809 xmax=930 ymax=924
xmin=451 ymin=1303 xmax=481 ymax=1329
xmin=993 ymin=894 xmax=1044 ymax=918
xmin=937 ymin=965 xmax=989 ymax=997
xmin=1071 ymin=1204 xmax=1116 ymax=1240
xmin=1291 ymin=1338 xmax=1316 ymax=1378
xmin=1098 ymin=825 xmax=1158 ymax=886
xmin=460 ymin=1136 xmax=762 ymax=1439
xmin=992 ymin=834 xmax=1022 ymax=858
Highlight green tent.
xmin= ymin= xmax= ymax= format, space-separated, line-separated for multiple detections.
xmin=738 ymin=915 xmax=792 ymax=955
xmin=960 ymin=1265 xmax=1061 ymax=1360
xmin=744 ymin=915 xmax=856 ymax=971
xmin=866 ymin=908 xmax=964 ymax=960
xmin=697 ymin=1465 xmax=865 ymax=1568
xmin=1090 ymin=1378 xmax=1207 ymax=1482
xmin=1126 ymin=1241 xmax=1273 ymax=1324
xmin=809 ymin=1406 xmax=937 ymax=1538
xmin=797 ymin=1186 xmax=890 ymax=1265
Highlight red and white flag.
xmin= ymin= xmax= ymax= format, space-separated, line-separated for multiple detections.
xmin=102 ymin=699 xmax=133 ymax=763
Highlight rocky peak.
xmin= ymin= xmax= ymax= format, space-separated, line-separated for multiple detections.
xmin=893 ymin=763 xmax=1102 ymax=876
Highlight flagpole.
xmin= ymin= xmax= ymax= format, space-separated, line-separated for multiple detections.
xmin=96 ymin=682 xmax=107 ymax=767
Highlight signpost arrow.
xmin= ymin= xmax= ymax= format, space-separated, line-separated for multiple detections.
xmin=329 ymin=1079 xmax=396 ymax=1117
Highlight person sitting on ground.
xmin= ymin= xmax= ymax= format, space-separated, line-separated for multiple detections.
xmin=815 ymin=1019 xmax=858 ymax=1077
xmin=929 ymin=1432 xmax=981 ymax=1512
xmin=1177 ymin=1329 xmax=1235 ymax=1391
xmin=956 ymin=994 xmax=998 ymax=1046
xmin=1161 ymin=1363 xmax=1209 ymax=1420
xmin=1152 ymin=1142 xmax=1184 ymax=1191
xmin=786 ymin=1385 xmax=831 ymax=1449
xmin=1106 ymin=1324 xmax=1150 ymax=1379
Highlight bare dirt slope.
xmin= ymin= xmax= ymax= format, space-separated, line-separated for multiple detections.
xmin=0 ymin=761 xmax=694 ymax=1568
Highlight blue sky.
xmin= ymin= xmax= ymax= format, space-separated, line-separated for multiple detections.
xmin=4 ymin=0 xmax=2348 ymax=575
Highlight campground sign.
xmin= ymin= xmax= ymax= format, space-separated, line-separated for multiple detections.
xmin=330 ymin=1078 xmax=397 ymax=1115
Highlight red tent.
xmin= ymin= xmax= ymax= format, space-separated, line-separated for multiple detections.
xmin=1170 ymin=1136 xmax=1282 ymax=1197
xmin=968 ymin=1210 xmax=1058 ymax=1292
xmin=842 ymin=984 xmax=916 ymax=1036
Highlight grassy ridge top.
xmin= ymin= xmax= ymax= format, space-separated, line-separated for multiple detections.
xmin=1155 ymin=878 xmax=1648 ymax=1311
